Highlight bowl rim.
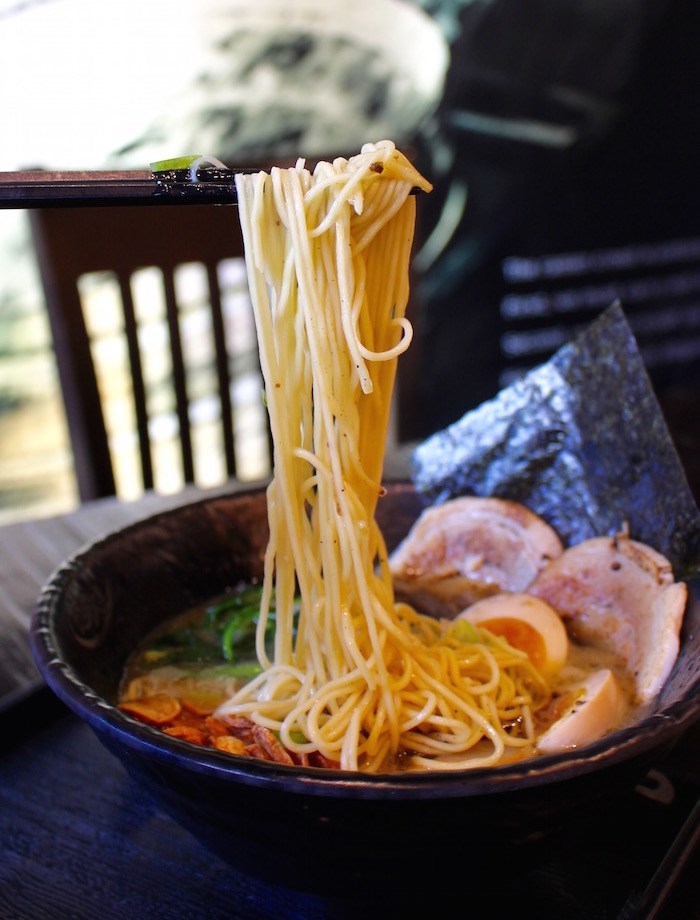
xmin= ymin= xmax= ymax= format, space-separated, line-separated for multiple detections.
xmin=29 ymin=484 xmax=700 ymax=800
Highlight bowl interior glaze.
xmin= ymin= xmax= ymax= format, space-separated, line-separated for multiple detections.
xmin=30 ymin=482 xmax=700 ymax=892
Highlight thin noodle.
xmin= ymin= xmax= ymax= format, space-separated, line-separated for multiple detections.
xmin=219 ymin=141 xmax=550 ymax=772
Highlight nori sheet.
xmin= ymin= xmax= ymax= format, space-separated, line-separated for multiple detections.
xmin=412 ymin=302 xmax=700 ymax=578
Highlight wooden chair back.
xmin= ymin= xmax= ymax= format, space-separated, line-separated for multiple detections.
xmin=29 ymin=203 xmax=271 ymax=501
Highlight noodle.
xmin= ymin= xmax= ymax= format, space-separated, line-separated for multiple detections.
xmin=218 ymin=141 xmax=550 ymax=772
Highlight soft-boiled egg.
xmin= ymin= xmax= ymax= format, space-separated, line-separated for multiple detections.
xmin=457 ymin=592 xmax=569 ymax=677
xmin=536 ymin=668 xmax=627 ymax=754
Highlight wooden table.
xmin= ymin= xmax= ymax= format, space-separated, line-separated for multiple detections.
xmin=1 ymin=472 xmax=698 ymax=919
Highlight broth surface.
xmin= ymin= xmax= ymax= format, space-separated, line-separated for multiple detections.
xmin=119 ymin=582 xmax=640 ymax=770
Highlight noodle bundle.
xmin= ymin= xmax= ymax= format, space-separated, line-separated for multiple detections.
xmin=218 ymin=141 xmax=550 ymax=772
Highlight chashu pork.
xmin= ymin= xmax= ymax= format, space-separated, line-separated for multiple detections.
xmin=389 ymin=496 xmax=564 ymax=618
xmin=528 ymin=532 xmax=687 ymax=705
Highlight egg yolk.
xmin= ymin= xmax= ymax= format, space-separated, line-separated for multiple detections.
xmin=478 ymin=617 xmax=548 ymax=671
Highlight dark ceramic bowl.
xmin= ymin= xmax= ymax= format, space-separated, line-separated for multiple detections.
xmin=30 ymin=483 xmax=700 ymax=893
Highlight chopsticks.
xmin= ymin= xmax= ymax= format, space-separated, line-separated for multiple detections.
xmin=0 ymin=165 xmax=424 ymax=209
xmin=0 ymin=166 xmax=248 ymax=208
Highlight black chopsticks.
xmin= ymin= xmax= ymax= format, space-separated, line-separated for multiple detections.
xmin=0 ymin=166 xmax=247 ymax=208
xmin=0 ymin=164 xmax=424 ymax=209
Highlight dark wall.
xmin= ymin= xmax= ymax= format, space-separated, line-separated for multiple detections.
xmin=407 ymin=0 xmax=700 ymax=486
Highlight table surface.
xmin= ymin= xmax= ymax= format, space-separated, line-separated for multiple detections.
xmin=1 ymin=470 xmax=698 ymax=919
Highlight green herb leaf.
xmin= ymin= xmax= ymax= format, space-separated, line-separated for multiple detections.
xmin=150 ymin=155 xmax=204 ymax=172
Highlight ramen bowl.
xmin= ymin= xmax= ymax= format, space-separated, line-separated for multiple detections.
xmin=30 ymin=483 xmax=700 ymax=894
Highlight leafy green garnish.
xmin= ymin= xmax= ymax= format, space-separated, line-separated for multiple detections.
xmin=450 ymin=619 xmax=481 ymax=645
xmin=150 ymin=155 xmax=204 ymax=172
xmin=205 ymin=584 xmax=269 ymax=663
xmin=140 ymin=583 xmax=300 ymax=673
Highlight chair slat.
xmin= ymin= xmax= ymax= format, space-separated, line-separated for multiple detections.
xmin=118 ymin=274 xmax=154 ymax=490
xmin=28 ymin=211 xmax=116 ymax=501
xmin=162 ymin=269 xmax=195 ymax=483
xmin=207 ymin=264 xmax=237 ymax=479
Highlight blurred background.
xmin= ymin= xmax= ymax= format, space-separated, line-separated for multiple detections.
xmin=2 ymin=0 xmax=700 ymax=523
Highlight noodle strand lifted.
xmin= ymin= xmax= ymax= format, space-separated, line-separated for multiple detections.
xmin=218 ymin=141 xmax=550 ymax=772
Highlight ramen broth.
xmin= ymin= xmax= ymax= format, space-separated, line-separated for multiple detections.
xmin=120 ymin=583 xmax=274 ymax=712
xmin=119 ymin=582 xmax=640 ymax=769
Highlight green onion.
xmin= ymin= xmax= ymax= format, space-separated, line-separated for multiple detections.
xmin=150 ymin=155 xmax=204 ymax=172
xmin=451 ymin=619 xmax=481 ymax=645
